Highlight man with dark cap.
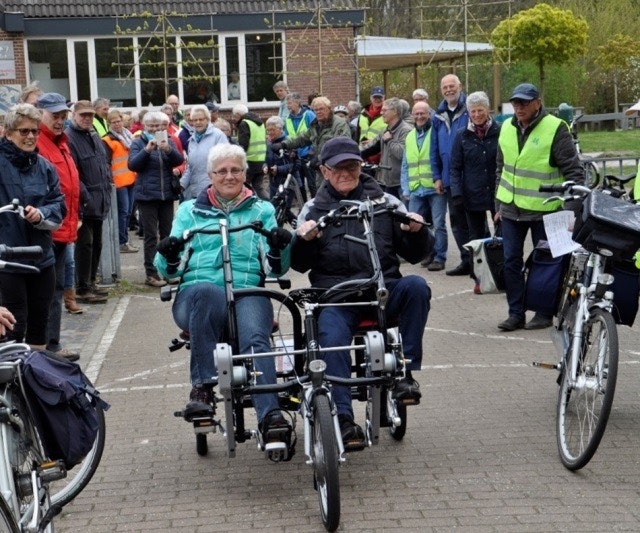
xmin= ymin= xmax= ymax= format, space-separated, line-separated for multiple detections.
xmin=357 ymin=85 xmax=386 ymax=167
xmin=291 ymin=137 xmax=434 ymax=451
xmin=36 ymin=92 xmax=83 ymax=361
xmin=495 ymin=83 xmax=583 ymax=332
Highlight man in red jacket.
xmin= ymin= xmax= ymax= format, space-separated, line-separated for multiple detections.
xmin=36 ymin=93 xmax=92 ymax=361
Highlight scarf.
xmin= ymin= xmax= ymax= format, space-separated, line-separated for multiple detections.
xmin=0 ymin=137 xmax=39 ymax=171
xmin=207 ymin=185 xmax=253 ymax=212
xmin=468 ymin=118 xmax=492 ymax=139
xmin=109 ymin=127 xmax=134 ymax=149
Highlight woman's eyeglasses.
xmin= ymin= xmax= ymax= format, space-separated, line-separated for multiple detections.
xmin=211 ymin=168 xmax=245 ymax=177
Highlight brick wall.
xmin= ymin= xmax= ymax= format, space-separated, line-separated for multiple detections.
xmin=284 ymin=26 xmax=357 ymax=108
xmin=0 ymin=30 xmax=26 ymax=87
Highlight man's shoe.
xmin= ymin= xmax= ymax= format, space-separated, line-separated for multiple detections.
xmin=119 ymin=242 xmax=139 ymax=253
xmin=393 ymin=377 xmax=421 ymax=405
xmin=338 ymin=414 xmax=365 ymax=451
xmin=446 ymin=263 xmax=471 ymax=276
xmin=473 ymin=282 xmax=482 ymax=295
xmin=89 ymin=284 xmax=110 ymax=296
xmin=497 ymin=315 xmax=525 ymax=331
xmin=145 ymin=275 xmax=167 ymax=287
xmin=55 ymin=348 xmax=80 ymax=362
xmin=259 ymin=412 xmax=292 ymax=443
xmin=427 ymin=261 xmax=445 ymax=272
xmin=420 ymin=253 xmax=434 ymax=268
xmin=184 ymin=385 xmax=215 ymax=418
xmin=525 ymin=313 xmax=553 ymax=330
xmin=75 ymin=291 xmax=108 ymax=304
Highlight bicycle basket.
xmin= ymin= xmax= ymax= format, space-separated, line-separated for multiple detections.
xmin=572 ymin=191 xmax=640 ymax=259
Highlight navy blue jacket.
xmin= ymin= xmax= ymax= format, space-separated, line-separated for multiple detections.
xmin=0 ymin=138 xmax=65 ymax=269
xmin=128 ymin=133 xmax=184 ymax=202
xmin=449 ymin=120 xmax=500 ymax=212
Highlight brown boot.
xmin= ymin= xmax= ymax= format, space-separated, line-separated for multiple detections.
xmin=63 ymin=288 xmax=84 ymax=314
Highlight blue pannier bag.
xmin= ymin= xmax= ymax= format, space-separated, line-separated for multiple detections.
xmin=524 ymin=240 xmax=571 ymax=317
xmin=22 ymin=351 xmax=109 ymax=469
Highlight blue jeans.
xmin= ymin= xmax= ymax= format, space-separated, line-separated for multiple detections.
xmin=409 ymin=192 xmax=448 ymax=263
xmin=116 ymin=185 xmax=135 ymax=246
xmin=317 ymin=276 xmax=431 ymax=418
xmin=501 ymin=217 xmax=547 ymax=319
xmin=172 ymin=283 xmax=280 ymax=422
xmin=64 ymin=243 xmax=75 ymax=290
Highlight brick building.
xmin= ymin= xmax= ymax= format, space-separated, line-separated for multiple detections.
xmin=0 ymin=1 xmax=364 ymax=113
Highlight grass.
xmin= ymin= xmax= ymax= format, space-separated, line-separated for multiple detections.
xmin=579 ymin=128 xmax=640 ymax=156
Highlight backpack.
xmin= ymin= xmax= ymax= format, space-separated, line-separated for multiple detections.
xmin=22 ymin=351 xmax=110 ymax=469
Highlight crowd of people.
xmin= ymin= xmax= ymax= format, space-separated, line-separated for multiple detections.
xmin=0 ymin=75 xmax=583 ymax=449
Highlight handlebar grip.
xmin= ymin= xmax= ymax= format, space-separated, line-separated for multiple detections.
xmin=539 ymin=184 xmax=565 ymax=193
xmin=0 ymin=245 xmax=43 ymax=261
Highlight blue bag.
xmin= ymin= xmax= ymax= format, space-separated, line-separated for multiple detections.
xmin=22 ymin=351 xmax=109 ymax=469
xmin=524 ymin=240 xmax=570 ymax=317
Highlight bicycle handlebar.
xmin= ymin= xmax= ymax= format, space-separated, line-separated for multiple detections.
xmin=0 ymin=199 xmax=25 ymax=218
xmin=0 ymin=245 xmax=43 ymax=262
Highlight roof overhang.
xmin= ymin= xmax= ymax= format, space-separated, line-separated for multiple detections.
xmin=355 ymin=35 xmax=493 ymax=71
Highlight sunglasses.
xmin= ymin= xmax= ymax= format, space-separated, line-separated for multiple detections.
xmin=510 ymin=99 xmax=534 ymax=108
xmin=15 ymin=128 xmax=40 ymax=137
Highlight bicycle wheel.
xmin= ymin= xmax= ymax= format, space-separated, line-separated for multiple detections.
xmin=0 ymin=495 xmax=19 ymax=533
xmin=310 ymin=394 xmax=340 ymax=532
xmin=556 ymin=308 xmax=618 ymax=470
xmin=585 ymin=162 xmax=599 ymax=189
xmin=49 ymin=401 xmax=106 ymax=508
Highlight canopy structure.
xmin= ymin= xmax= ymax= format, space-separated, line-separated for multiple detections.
xmin=355 ymin=35 xmax=494 ymax=72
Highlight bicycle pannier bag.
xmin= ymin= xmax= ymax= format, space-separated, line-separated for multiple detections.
xmin=609 ymin=259 xmax=640 ymax=327
xmin=22 ymin=351 xmax=109 ymax=469
xmin=463 ymin=237 xmax=505 ymax=294
xmin=572 ymin=191 xmax=640 ymax=259
xmin=524 ymin=240 xmax=570 ymax=317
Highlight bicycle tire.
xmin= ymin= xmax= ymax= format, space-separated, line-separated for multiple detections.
xmin=388 ymin=401 xmax=407 ymax=441
xmin=0 ymin=495 xmax=19 ymax=533
xmin=49 ymin=401 xmax=106 ymax=508
xmin=556 ymin=308 xmax=618 ymax=470
xmin=585 ymin=162 xmax=600 ymax=189
xmin=310 ymin=394 xmax=340 ymax=532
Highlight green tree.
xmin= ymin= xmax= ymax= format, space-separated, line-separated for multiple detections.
xmin=490 ymin=3 xmax=588 ymax=98
xmin=594 ymin=34 xmax=640 ymax=112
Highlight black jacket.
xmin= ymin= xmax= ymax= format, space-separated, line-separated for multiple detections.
xmin=449 ymin=120 xmax=500 ymax=212
xmin=64 ymin=123 xmax=112 ymax=220
xmin=291 ymin=175 xmax=433 ymax=288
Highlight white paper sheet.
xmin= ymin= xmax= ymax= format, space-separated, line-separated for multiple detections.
xmin=543 ymin=210 xmax=580 ymax=258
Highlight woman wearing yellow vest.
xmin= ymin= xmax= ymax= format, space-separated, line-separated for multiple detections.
xmin=495 ymin=83 xmax=583 ymax=332
xmin=103 ymin=109 xmax=139 ymax=253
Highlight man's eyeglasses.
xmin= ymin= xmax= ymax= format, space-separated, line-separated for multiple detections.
xmin=510 ymin=99 xmax=534 ymax=108
xmin=211 ymin=168 xmax=245 ymax=178
xmin=325 ymin=161 xmax=361 ymax=173
xmin=15 ymin=128 xmax=40 ymax=137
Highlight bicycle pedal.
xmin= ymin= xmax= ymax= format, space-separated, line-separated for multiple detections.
xmin=397 ymin=397 xmax=420 ymax=406
xmin=193 ymin=415 xmax=218 ymax=434
xmin=343 ymin=438 xmax=366 ymax=452
xmin=532 ymin=361 xmax=561 ymax=370
xmin=38 ymin=460 xmax=67 ymax=483
xmin=265 ymin=441 xmax=289 ymax=462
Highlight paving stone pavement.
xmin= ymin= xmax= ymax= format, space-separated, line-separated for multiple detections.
xmin=54 ymin=229 xmax=640 ymax=532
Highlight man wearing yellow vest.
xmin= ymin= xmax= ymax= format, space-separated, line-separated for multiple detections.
xmin=495 ymin=83 xmax=583 ymax=331
xmin=401 ymin=101 xmax=448 ymax=270
xmin=232 ymin=103 xmax=268 ymax=199
xmin=357 ymin=86 xmax=386 ymax=168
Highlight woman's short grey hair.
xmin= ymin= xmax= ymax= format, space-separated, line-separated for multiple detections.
xmin=143 ymin=111 xmax=166 ymax=126
xmin=383 ymin=97 xmax=404 ymax=117
xmin=466 ymin=91 xmax=491 ymax=110
xmin=347 ymin=100 xmax=362 ymax=115
xmin=189 ymin=104 xmax=211 ymax=122
xmin=232 ymin=103 xmax=249 ymax=116
xmin=4 ymin=103 xmax=42 ymax=131
xmin=266 ymin=116 xmax=284 ymax=130
xmin=285 ymin=92 xmax=302 ymax=104
xmin=207 ymin=143 xmax=248 ymax=173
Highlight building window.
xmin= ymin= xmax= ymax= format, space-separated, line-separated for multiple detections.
xmin=138 ymin=35 xmax=178 ymax=107
xmin=97 ymin=38 xmax=136 ymax=107
xmin=181 ymin=35 xmax=220 ymax=105
xmin=27 ymin=40 xmax=70 ymax=96
xmin=246 ymin=33 xmax=283 ymax=102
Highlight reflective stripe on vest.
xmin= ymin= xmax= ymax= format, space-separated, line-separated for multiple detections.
xmin=496 ymin=115 xmax=564 ymax=212
xmin=244 ymin=120 xmax=267 ymax=162
xmin=358 ymin=114 xmax=385 ymax=142
xmin=405 ymin=128 xmax=433 ymax=191
xmin=103 ymin=136 xmax=136 ymax=188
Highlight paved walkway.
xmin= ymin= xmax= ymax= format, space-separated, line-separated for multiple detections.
xmin=54 ymin=230 xmax=640 ymax=532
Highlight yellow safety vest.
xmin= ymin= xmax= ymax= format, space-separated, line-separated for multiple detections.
xmin=496 ymin=115 xmax=565 ymax=212
xmin=358 ymin=114 xmax=385 ymax=143
xmin=244 ymin=120 xmax=267 ymax=163
xmin=405 ymin=128 xmax=434 ymax=192
xmin=285 ymin=113 xmax=310 ymax=138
